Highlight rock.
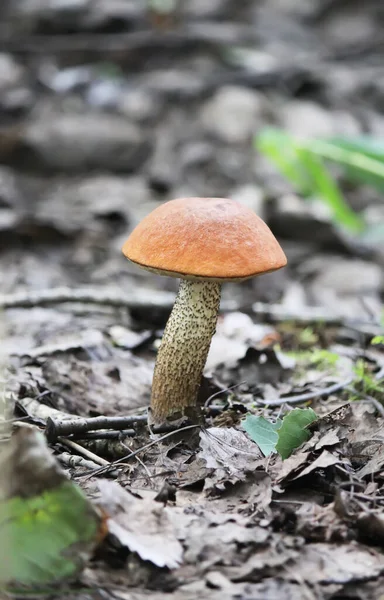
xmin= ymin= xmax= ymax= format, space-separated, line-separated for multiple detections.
xmin=181 ymin=0 xmax=232 ymax=20
xmin=307 ymin=257 xmax=383 ymax=319
xmin=331 ymin=110 xmax=361 ymax=136
xmin=269 ymin=194 xmax=338 ymax=247
xmin=0 ymin=54 xmax=33 ymax=120
xmin=86 ymin=79 xmax=122 ymax=109
xmin=0 ymin=54 xmax=25 ymax=91
xmin=0 ymin=167 xmax=25 ymax=232
xmin=36 ymin=175 xmax=150 ymax=235
xmin=311 ymin=259 xmax=383 ymax=295
xmin=279 ymin=100 xmax=335 ymax=138
xmin=262 ymin=0 xmax=323 ymax=19
xmin=146 ymin=127 xmax=179 ymax=194
xmin=0 ymin=88 xmax=35 ymax=119
xmin=45 ymin=65 xmax=93 ymax=94
xmin=0 ymin=167 xmax=22 ymax=209
xmin=201 ymin=86 xmax=265 ymax=144
xmin=11 ymin=0 xmax=146 ymax=33
xmin=142 ymin=70 xmax=205 ymax=100
xmin=22 ymin=113 xmax=150 ymax=172
xmin=324 ymin=8 xmax=376 ymax=47
xmin=231 ymin=184 xmax=266 ymax=220
xmin=118 ymin=88 xmax=162 ymax=123
xmin=279 ymin=99 xmax=361 ymax=138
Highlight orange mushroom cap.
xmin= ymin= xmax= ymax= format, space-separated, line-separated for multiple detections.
xmin=122 ymin=197 xmax=287 ymax=281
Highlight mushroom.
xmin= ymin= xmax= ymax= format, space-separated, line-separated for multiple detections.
xmin=122 ymin=197 xmax=287 ymax=425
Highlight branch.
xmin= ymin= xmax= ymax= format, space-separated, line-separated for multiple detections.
xmin=46 ymin=414 xmax=147 ymax=442
xmin=0 ymin=286 xmax=175 ymax=311
xmin=255 ymin=378 xmax=354 ymax=407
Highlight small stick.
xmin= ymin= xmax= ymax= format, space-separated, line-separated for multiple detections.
xmin=71 ymin=429 xmax=136 ymax=441
xmin=17 ymin=397 xmax=73 ymax=422
xmin=46 ymin=414 xmax=147 ymax=441
xmin=57 ymin=452 xmax=105 ymax=471
xmin=80 ymin=424 xmax=200 ymax=480
xmin=255 ymin=378 xmax=353 ymax=407
xmin=57 ymin=436 xmax=110 ymax=467
xmin=346 ymin=387 xmax=384 ymax=418
xmin=0 ymin=286 xmax=175 ymax=311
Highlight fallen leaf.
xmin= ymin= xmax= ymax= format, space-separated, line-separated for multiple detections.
xmin=0 ymin=428 xmax=104 ymax=590
xmin=288 ymin=543 xmax=384 ymax=584
xmin=291 ymin=450 xmax=341 ymax=480
xmin=97 ymin=480 xmax=183 ymax=569
xmin=198 ymin=427 xmax=262 ymax=475
xmin=276 ymin=408 xmax=318 ymax=459
xmin=242 ymin=415 xmax=282 ymax=456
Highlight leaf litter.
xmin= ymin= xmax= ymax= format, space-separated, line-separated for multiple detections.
xmin=2 ymin=1 xmax=384 ymax=597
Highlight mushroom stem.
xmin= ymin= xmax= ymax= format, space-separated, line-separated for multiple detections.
xmin=150 ymin=279 xmax=221 ymax=424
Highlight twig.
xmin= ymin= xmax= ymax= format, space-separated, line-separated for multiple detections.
xmin=17 ymin=397 xmax=73 ymax=422
xmin=71 ymin=429 xmax=136 ymax=441
xmin=0 ymin=286 xmax=175 ymax=311
xmin=57 ymin=436 xmax=110 ymax=467
xmin=0 ymin=24 xmax=256 ymax=55
xmin=255 ymin=378 xmax=354 ymax=407
xmin=2 ymin=287 xmax=381 ymax=331
xmin=80 ymin=424 xmax=200 ymax=480
xmin=346 ymin=387 xmax=384 ymax=417
xmin=12 ymin=330 xmax=107 ymax=359
xmin=46 ymin=414 xmax=147 ymax=442
xmin=204 ymin=381 xmax=247 ymax=408
xmin=57 ymin=451 xmax=106 ymax=471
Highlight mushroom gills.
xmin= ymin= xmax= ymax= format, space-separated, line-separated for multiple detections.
xmin=150 ymin=279 xmax=221 ymax=423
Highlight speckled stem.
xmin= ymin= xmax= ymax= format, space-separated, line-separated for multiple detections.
xmin=150 ymin=279 xmax=221 ymax=424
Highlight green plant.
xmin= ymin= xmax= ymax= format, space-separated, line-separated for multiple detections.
xmin=353 ymin=359 xmax=384 ymax=397
xmin=255 ymin=129 xmax=384 ymax=233
xmin=242 ymin=407 xmax=318 ymax=459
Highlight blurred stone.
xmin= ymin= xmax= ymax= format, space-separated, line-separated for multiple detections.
xmin=0 ymin=54 xmax=25 ymax=91
xmin=306 ymin=257 xmax=383 ymax=319
xmin=268 ymin=194 xmax=348 ymax=251
xmin=181 ymin=0 xmax=232 ymax=20
xmin=142 ymin=70 xmax=204 ymax=100
xmin=37 ymin=175 xmax=149 ymax=235
xmin=147 ymin=129 xmax=179 ymax=194
xmin=12 ymin=0 xmax=146 ymax=32
xmin=231 ymin=184 xmax=266 ymax=220
xmin=262 ymin=0 xmax=323 ymax=19
xmin=0 ymin=88 xmax=35 ymax=117
xmin=201 ymin=86 xmax=265 ymax=144
xmin=279 ymin=100 xmax=335 ymax=138
xmin=23 ymin=114 xmax=150 ymax=172
xmin=180 ymin=141 xmax=214 ymax=169
xmin=279 ymin=99 xmax=360 ymax=138
xmin=46 ymin=65 xmax=92 ymax=94
xmin=86 ymin=79 xmax=122 ymax=108
xmin=118 ymin=88 xmax=162 ymax=123
xmin=324 ymin=8 xmax=376 ymax=47
xmin=0 ymin=167 xmax=22 ymax=209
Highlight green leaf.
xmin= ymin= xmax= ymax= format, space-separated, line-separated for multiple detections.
xmin=0 ymin=430 xmax=104 ymax=591
xmin=242 ymin=415 xmax=282 ymax=456
xmin=256 ymin=128 xmax=313 ymax=193
xmin=275 ymin=408 xmax=318 ymax=459
xmin=255 ymin=128 xmax=364 ymax=233
xmin=301 ymin=137 xmax=384 ymax=194
xmin=294 ymin=146 xmax=363 ymax=232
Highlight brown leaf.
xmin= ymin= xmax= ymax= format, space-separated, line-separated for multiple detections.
xmin=97 ymin=480 xmax=183 ymax=569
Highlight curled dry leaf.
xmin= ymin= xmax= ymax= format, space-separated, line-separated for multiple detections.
xmin=97 ymin=480 xmax=183 ymax=569
xmin=198 ymin=427 xmax=262 ymax=476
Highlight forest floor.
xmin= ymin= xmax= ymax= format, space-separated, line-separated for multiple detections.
xmin=1 ymin=1 xmax=384 ymax=599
